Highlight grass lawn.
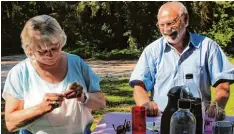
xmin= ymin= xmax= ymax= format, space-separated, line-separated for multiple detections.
xmin=228 ymin=57 xmax=234 ymax=63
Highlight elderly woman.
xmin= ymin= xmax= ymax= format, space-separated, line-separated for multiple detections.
xmin=2 ymin=15 xmax=106 ymax=134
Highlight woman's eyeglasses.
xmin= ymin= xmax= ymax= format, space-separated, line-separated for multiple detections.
xmin=36 ymin=42 xmax=61 ymax=56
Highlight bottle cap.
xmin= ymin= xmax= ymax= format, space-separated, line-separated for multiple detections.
xmin=178 ymin=99 xmax=191 ymax=109
xmin=185 ymin=74 xmax=193 ymax=79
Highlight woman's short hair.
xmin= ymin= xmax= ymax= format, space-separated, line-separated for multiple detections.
xmin=21 ymin=15 xmax=67 ymax=57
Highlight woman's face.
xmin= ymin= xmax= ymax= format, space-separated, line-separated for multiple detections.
xmin=32 ymin=40 xmax=62 ymax=67
xmin=29 ymin=30 xmax=62 ymax=67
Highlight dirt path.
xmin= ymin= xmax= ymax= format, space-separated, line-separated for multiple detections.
xmin=1 ymin=54 xmax=137 ymax=89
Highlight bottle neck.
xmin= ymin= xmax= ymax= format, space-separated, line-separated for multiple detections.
xmin=185 ymin=78 xmax=193 ymax=83
xmin=178 ymin=108 xmax=190 ymax=111
xmin=184 ymin=78 xmax=202 ymax=98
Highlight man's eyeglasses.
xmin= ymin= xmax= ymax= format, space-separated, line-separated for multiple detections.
xmin=112 ymin=119 xmax=131 ymax=134
xmin=156 ymin=13 xmax=185 ymax=29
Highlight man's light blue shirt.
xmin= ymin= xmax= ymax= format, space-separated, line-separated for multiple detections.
xmin=129 ymin=32 xmax=234 ymax=111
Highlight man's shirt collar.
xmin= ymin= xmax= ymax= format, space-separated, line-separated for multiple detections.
xmin=189 ymin=32 xmax=201 ymax=49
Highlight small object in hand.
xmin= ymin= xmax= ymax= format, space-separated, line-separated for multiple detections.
xmin=69 ymin=82 xmax=83 ymax=98
xmin=52 ymin=101 xmax=59 ymax=108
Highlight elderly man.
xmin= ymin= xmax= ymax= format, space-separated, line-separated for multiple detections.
xmin=129 ymin=2 xmax=234 ymax=116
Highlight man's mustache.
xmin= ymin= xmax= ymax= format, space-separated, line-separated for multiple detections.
xmin=163 ymin=31 xmax=178 ymax=36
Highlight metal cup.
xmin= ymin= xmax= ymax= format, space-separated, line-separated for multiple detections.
xmin=212 ymin=121 xmax=233 ymax=134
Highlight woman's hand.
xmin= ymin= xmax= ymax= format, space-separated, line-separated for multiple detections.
xmin=4 ymin=92 xmax=65 ymax=132
xmin=40 ymin=93 xmax=65 ymax=113
xmin=63 ymin=82 xmax=86 ymax=103
xmin=63 ymin=82 xmax=106 ymax=110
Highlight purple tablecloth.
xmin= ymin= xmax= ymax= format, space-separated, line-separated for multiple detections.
xmin=92 ymin=112 xmax=234 ymax=134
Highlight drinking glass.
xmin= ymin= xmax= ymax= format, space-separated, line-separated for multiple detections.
xmin=202 ymin=101 xmax=218 ymax=134
xmin=212 ymin=121 xmax=233 ymax=134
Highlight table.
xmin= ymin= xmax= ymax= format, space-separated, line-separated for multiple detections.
xmin=92 ymin=112 xmax=234 ymax=134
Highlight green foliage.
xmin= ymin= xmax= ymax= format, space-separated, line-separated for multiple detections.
xmin=205 ymin=2 xmax=234 ymax=50
xmin=187 ymin=2 xmax=215 ymax=33
xmin=2 ymin=1 xmax=234 ymax=57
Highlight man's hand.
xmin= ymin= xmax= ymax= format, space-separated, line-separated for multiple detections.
xmin=142 ymin=101 xmax=160 ymax=117
xmin=133 ymin=82 xmax=160 ymax=116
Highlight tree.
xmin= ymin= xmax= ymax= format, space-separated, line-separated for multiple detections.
xmin=2 ymin=1 xmax=234 ymax=57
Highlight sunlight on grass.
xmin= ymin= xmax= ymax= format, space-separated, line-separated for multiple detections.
xmin=106 ymin=95 xmax=134 ymax=104
xmin=228 ymin=57 xmax=234 ymax=64
xmin=90 ymin=78 xmax=135 ymax=131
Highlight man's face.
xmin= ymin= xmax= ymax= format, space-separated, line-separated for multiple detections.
xmin=157 ymin=11 xmax=187 ymax=44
